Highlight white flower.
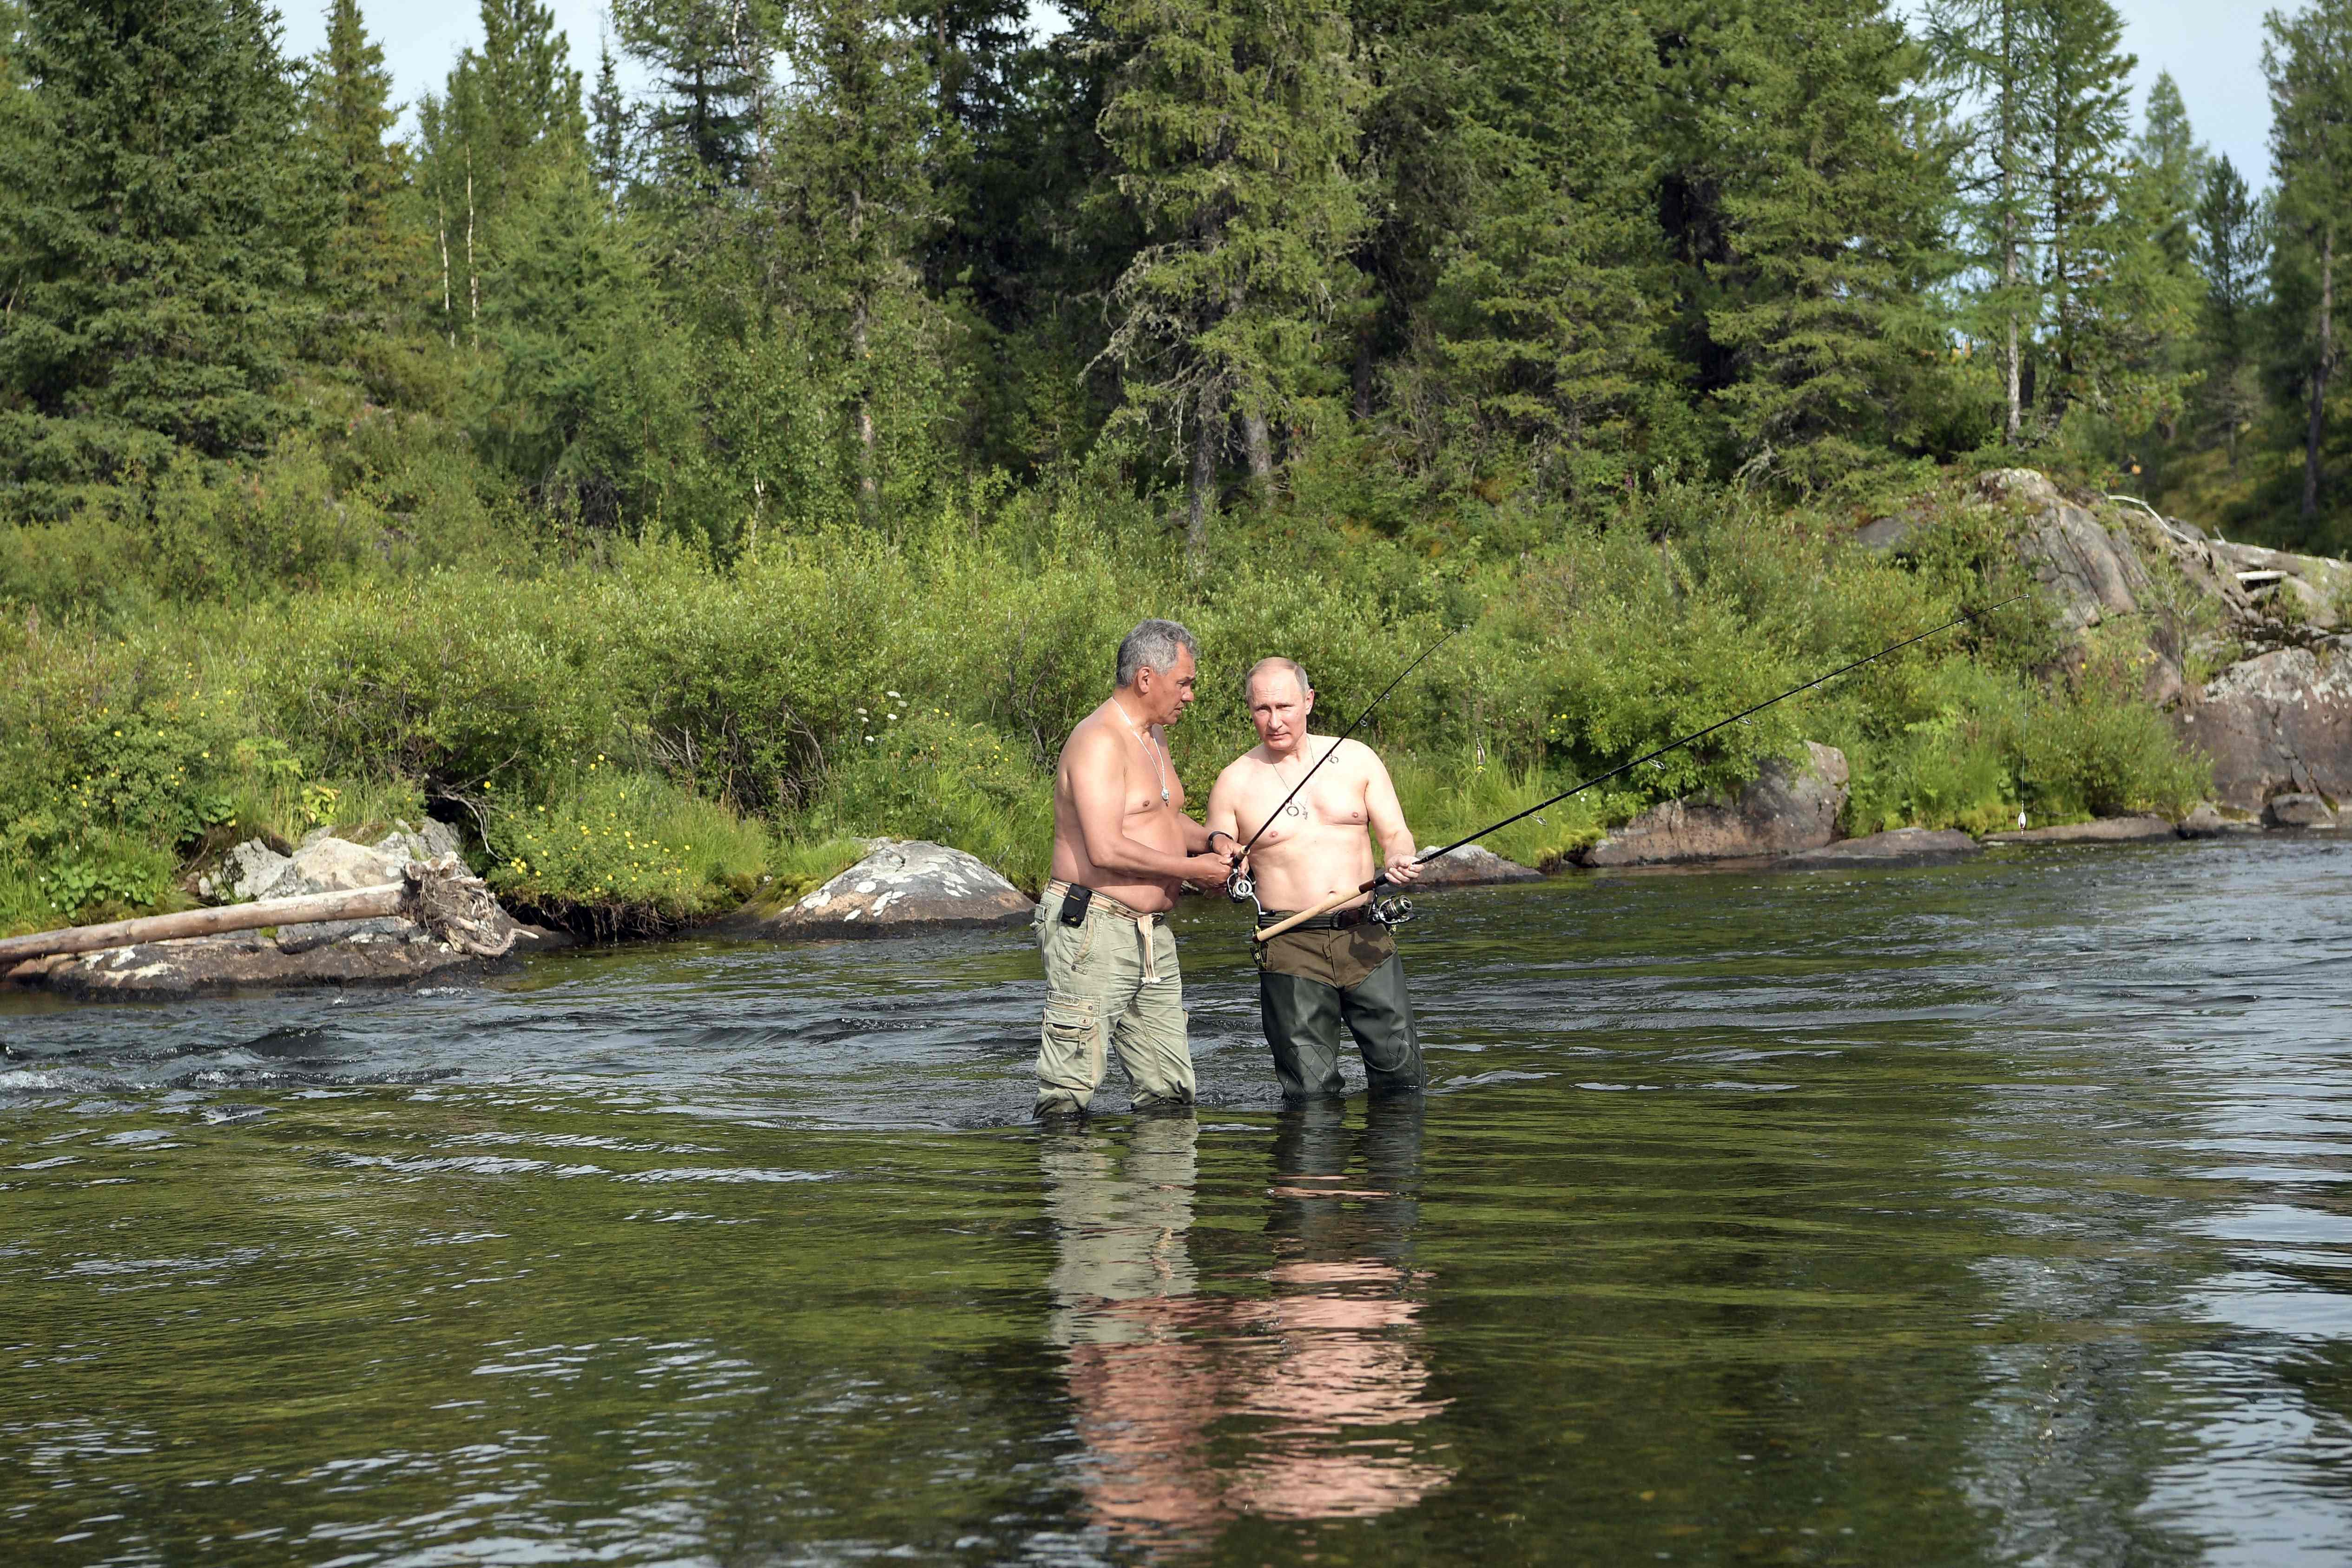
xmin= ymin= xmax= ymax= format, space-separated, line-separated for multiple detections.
xmin=864 ymin=734 xmax=876 ymax=743
xmin=887 ymin=712 xmax=898 ymax=721
xmin=887 ymin=691 xmax=902 ymax=699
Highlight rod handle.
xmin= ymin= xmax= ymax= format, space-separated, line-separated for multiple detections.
xmin=1251 ymin=876 xmax=1382 ymax=944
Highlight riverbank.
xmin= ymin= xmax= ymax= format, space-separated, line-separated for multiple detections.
xmin=0 ymin=465 xmax=2235 ymax=940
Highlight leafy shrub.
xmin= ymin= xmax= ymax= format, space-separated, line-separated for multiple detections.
xmin=488 ymin=765 xmax=769 ymax=931
xmin=809 ymin=711 xmax=1056 ymax=891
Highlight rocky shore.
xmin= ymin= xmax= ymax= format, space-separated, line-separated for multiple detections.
xmin=11 ymin=469 xmax=2352 ymax=998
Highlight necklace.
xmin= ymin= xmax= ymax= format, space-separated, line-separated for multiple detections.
xmin=1272 ymin=739 xmax=1318 ymax=819
xmin=1113 ymin=700 xmax=1171 ymax=804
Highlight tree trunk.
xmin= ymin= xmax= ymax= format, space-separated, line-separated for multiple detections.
xmin=1999 ymin=0 xmax=2022 ymax=445
xmin=1353 ymin=329 xmax=1375 ymax=421
xmin=464 ymin=154 xmax=479 ymax=351
xmin=437 ymin=203 xmax=455 ymax=349
xmin=0 ymin=884 xmax=407 ymax=967
xmin=852 ymin=292 xmax=876 ymax=520
xmin=1186 ymin=382 xmax=1219 ymax=571
xmin=1241 ymin=404 xmax=1273 ymax=489
xmin=2306 ymin=225 xmax=2335 ymax=524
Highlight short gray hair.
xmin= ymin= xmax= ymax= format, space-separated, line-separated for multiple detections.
xmin=1116 ymin=619 xmax=1198 ymax=688
xmin=1244 ymin=657 xmax=1311 ymax=701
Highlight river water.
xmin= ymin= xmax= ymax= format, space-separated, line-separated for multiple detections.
xmin=4 ymin=838 xmax=2352 ymax=1565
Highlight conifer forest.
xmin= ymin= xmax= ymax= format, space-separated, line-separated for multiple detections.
xmin=0 ymin=0 xmax=2334 ymax=930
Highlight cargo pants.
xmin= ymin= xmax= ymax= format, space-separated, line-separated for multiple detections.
xmin=1033 ymin=882 xmax=1195 ymax=1116
xmin=1254 ymin=916 xmax=1423 ymax=1099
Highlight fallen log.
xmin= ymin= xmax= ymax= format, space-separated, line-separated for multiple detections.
xmin=0 ymin=856 xmax=521 ymax=968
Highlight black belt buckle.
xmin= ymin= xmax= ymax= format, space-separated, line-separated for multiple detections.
xmin=1058 ymin=885 xmax=1094 ymax=926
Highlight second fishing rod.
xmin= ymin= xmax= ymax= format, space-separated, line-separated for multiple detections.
xmin=1249 ymin=599 xmax=2019 ymax=943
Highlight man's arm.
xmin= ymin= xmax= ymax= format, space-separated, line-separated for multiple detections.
xmin=1070 ymin=727 xmax=1232 ymax=883
xmin=1359 ymin=743 xmax=1422 ymax=884
xmin=1203 ymin=765 xmax=1245 ymax=857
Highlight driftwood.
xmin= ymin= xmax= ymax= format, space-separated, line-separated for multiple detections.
xmin=0 ymin=856 xmax=520 ymax=967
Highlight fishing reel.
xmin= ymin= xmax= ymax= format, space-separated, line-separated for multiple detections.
xmin=1372 ymin=895 xmax=1414 ymax=927
xmin=1225 ymin=867 xmax=1258 ymax=905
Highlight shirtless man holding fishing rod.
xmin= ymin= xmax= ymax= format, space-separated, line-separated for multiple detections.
xmin=1034 ymin=619 xmax=1237 ymax=1119
xmin=1206 ymin=659 xmax=1425 ymax=1100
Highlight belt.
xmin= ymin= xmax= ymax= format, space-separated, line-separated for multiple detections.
xmin=1255 ymin=902 xmax=1377 ymax=934
xmin=1046 ymin=880 xmax=1169 ymax=985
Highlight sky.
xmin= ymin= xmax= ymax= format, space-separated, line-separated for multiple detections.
xmin=277 ymin=0 xmax=2275 ymax=187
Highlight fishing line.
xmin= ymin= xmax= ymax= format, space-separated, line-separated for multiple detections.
xmin=1252 ymin=596 xmax=2020 ymax=943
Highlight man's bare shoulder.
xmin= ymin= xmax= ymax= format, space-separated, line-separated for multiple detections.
xmin=1057 ymin=708 xmax=1121 ymax=771
xmin=1332 ymin=736 xmax=1386 ymax=774
xmin=1212 ymin=745 xmax=1272 ymax=789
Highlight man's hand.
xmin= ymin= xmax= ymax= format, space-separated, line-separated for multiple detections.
xmin=1184 ymin=849 xmax=1236 ymax=885
xmin=1382 ymin=851 xmax=1424 ymax=885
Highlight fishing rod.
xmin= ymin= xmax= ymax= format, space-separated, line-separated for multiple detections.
xmin=1225 ymin=629 xmax=1459 ymax=907
xmin=1251 ymin=597 xmax=2020 ymax=944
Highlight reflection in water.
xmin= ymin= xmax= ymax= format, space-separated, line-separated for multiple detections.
xmin=1042 ymin=1102 xmax=1450 ymax=1552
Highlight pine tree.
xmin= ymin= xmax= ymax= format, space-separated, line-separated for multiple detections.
xmin=0 ymin=0 xmax=315 ymax=504
xmin=1097 ymin=0 xmax=1368 ymax=557
xmin=306 ymin=0 xmax=409 ymax=349
xmin=2266 ymin=0 xmax=2352 ymax=523
xmin=2132 ymin=73 xmax=2206 ymax=270
xmin=2194 ymin=153 xmax=2268 ymax=466
xmin=1655 ymin=0 xmax=1952 ymax=490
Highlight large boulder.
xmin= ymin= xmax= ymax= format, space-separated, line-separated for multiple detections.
xmin=1983 ymin=815 xmax=2179 ymax=845
xmin=2173 ymin=640 xmax=2352 ymax=813
xmin=21 ymin=924 xmax=508 ymax=1000
xmin=1410 ymin=844 xmax=1543 ymax=886
xmin=715 ymin=839 xmax=1032 ymax=940
xmin=1778 ymin=828 xmax=1980 ymax=868
xmin=2210 ymin=540 xmax=2352 ymax=631
xmin=1574 ymin=742 xmax=1849 ymax=868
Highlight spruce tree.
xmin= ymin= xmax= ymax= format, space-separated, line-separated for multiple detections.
xmin=767 ymin=0 xmax=940 ymax=517
xmin=2266 ymin=0 xmax=2352 ymax=523
xmin=0 ymin=0 xmax=314 ymax=504
xmin=1654 ymin=0 xmax=1951 ymax=490
xmin=2031 ymin=0 xmax=2141 ymax=425
xmin=614 ymin=0 xmax=774 ymax=192
xmin=589 ymin=37 xmax=638 ymax=202
xmin=306 ymin=0 xmax=409 ymax=350
xmin=1420 ymin=0 xmax=1671 ymax=502
xmin=1097 ymin=0 xmax=1368 ymax=556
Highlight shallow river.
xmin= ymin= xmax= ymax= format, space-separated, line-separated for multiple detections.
xmin=6 ymin=839 xmax=2352 ymax=1565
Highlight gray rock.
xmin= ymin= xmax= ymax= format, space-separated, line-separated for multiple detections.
xmin=1985 ymin=468 xmax=2158 ymax=635
xmin=250 ymin=837 xmax=409 ymax=902
xmin=1778 ymin=828 xmax=1980 ymax=868
xmin=1410 ymin=844 xmax=1545 ymax=885
xmin=28 ymin=929 xmax=497 ymax=1000
xmin=2210 ymin=540 xmax=2352 ymax=631
xmin=2178 ymin=802 xmax=2257 ymax=837
xmin=2265 ymin=792 xmax=2339 ymax=829
xmin=275 ymin=915 xmax=423 ymax=955
xmin=217 ymin=839 xmax=293 ymax=902
xmin=2173 ymin=641 xmax=2352 ymax=811
xmin=372 ymin=819 xmax=463 ymax=864
xmin=714 ymin=839 xmax=1033 ymax=940
xmin=1983 ymin=815 xmax=2179 ymax=845
xmin=1575 ymin=742 xmax=1849 ymax=867
xmin=1852 ymin=515 xmax=1919 ymax=554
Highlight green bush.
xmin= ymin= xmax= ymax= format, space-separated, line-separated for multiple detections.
xmin=488 ymin=765 xmax=770 ymax=930
xmin=809 ymin=711 xmax=1057 ymax=892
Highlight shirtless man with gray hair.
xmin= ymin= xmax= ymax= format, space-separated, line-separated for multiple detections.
xmin=1033 ymin=619 xmax=1237 ymax=1117
xmin=1206 ymin=656 xmax=1425 ymax=1099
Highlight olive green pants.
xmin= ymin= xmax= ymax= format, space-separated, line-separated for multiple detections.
xmin=1033 ymin=885 xmax=1194 ymax=1117
xmin=1255 ymin=919 xmax=1423 ymax=1099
